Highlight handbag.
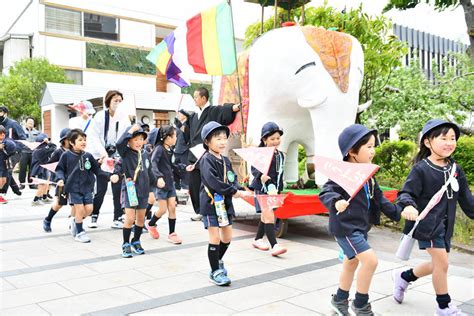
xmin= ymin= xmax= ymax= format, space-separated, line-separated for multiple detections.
xmin=396 ymin=163 xmax=457 ymax=260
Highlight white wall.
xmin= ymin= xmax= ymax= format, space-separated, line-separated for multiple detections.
xmin=83 ymin=71 xmax=156 ymax=91
xmin=42 ymin=36 xmax=84 ymax=68
xmin=120 ymin=19 xmax=154 ymax=47
xmin=2 ymin=37 xmax=30 ymax=74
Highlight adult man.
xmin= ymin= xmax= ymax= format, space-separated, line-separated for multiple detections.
xmin=173 ymin=111 xmax=189 ymax=191
xmin=0 ymin=105 xmax=26 ymax=196
xmin=19 ymin=117 xmax=39 ymax=189
xmin=86 ymin=90 xmax=130 ymax=228
xmin=182 ymin=87 xmax=240 ymax=221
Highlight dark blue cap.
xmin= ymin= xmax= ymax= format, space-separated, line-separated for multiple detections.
xmin=148 ymin=127 xmax=159 ymax=146
xmin=261 ymin=122 xmax=284 ymax=140
xmin=124 ymin=125 xmax=148 ymax=141
xmin=201 ymin=121 xmax=230 ymax=149
xmin=338 ymin=124 xmax=376 ymax=158
xmin=421 ymin=119 xmax=460 ymax=141
xmin=59 ymin=128 xmax=71 ymax=142
xmin=35 ymin=133 xmax=49 ymax=143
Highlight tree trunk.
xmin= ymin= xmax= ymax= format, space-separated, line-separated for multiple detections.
xmin=460 ymin=0 xmax=474 ymax=63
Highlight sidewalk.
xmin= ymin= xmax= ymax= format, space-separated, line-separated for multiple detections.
xmin=0 ymin=187 xmax=473 ymax=315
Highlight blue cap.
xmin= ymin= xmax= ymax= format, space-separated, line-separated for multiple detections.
xmin=201 ymin=121 xmax=230 ymax=149
xmin=421 ymin=119 xmax=460 ymax=141
xmin=59 ymin=128 xmax=71 ymax=142
xmin=35 ymin=133 xmax=49 ymax=143
xmin=261 ymin=122 xmax=284 ymax=140
xmin=338 ymin=124 xmax=376 ymax=158
xmin=148 ymin=128 xmax=160 ymax=146
xmin=124 ymin=125 xmax=148 ymax=141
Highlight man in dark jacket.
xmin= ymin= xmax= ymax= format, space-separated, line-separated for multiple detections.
xmin=0 ymin=105 xmax=26 ymax=196
xmin=180 ymin=87 xmax=240 ymax=221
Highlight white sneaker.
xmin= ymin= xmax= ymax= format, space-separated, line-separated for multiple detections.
xmin=69 ymin=217 xmax=77 ymax=237
xmin=74 ymin=231 xmax=91 ymax=243
xmin=271 ymin=244 xmax=287 ymax=257
xmin=190 ymin=214 xmax=203 ymax=221
xmin=32 ymin=199 xmax=44 ymax=206
xmin=111 ymin=220 xmax=124 ymax=229
xmin=88 ymin=217 xmax=98 ymax=228
xmin=252 ymin=239 xmax=270 ymax=251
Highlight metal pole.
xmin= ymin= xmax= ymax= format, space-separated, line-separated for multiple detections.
xmin=260 ymin=5 xmax=264 ymax=35
xmin=274 ymin=0 xmax=278 ymax=29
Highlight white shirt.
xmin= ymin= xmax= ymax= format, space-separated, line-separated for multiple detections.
xmin=196 ymin=102 xmax=210 ymax=119
xmin=69 ymin=116 xmax=92 ymax=132
xmin=86 ymin=110 xmax=131 ymax=159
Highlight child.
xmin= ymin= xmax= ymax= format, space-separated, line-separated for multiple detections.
xmin=393 ymin=119 xmax=473 ymax=316
xmin=112 ymin=124 xmax=155 ymax=258
xmin=189 ymin=121 xmax=246 ymax=286
xmin=0 ymin=126 xmax=16 ymax=204
xmin=146 ymin=125 xmax=183 ymax=244
xmin=56 ymin=129 xmax=103 ymax=243
xmin=42 ymin=128 xmax=71 ymax=232
xmin=30 ymin=133 xmax=57 ymax=206
xmin=319 ymin=124 xmax=415 ymax=316
xmin=144 ymin=127 xmax=160 ymax=223
xmin=250 ymin=122 xmax=287 ymax=256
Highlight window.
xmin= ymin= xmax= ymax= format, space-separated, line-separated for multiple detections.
xmin=84 ymin=13 xmax=119 ymax=41
xmin=64 ymin=69 xmax=83 ymax=85
xmin=45 ymin=6 xmax=81 ymax=36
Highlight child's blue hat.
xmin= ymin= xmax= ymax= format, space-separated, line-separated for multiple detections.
xmin=124 ymin=125 xmax=148 ymax=141
xmin=35 ymin=133 xmax=49 ymax=143
xmin=261 ymin=122 xmax=283 ymax=140
xmin=59 ymin=128 xmax=71 ymax=142
xmin=148 ymin=128 xmax=160 ymax=146
xmin=338 ymin=124 xmax=376 ymax=158
xmin=421 ymin=119 xmax=460 ymax=141
xmin=201 ymin=121 xmax=230 ymax=149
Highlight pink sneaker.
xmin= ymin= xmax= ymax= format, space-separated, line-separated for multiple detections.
xmin=0 ymin=196 xmax=7 ymax=204
xmin=392 ymin=269 xmax=410 ymax=304
xmin=145 ymin=221 xmax=159 ymax=239
xmin=435 ymin=303 xmax=466 ymax=316
xmin=168 ymin=232 xmax=182 ymax=244
xmin=252 ymin=239 xmax=270 ymax=251
xmin=271 ymin=244 xmax=287 ymax=256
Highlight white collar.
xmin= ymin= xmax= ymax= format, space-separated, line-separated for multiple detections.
xmin=196 ymin=102 xmax=210 ymax=119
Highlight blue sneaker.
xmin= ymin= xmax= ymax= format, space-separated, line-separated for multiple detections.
xmin=43 ymin=219 xmax=52 ymax=233
xmin=209 ymin=269 xmax=231 ymax=286
xmin=122 ymin=243 xmax=133 ymax=258
xmin=131 ymin=241 xmax=145 ymax=255
xmin=218 ymin=260 xmax=228 ymax=276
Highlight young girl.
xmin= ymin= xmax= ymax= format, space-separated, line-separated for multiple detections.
xmin=30 ymin=133 xmax=56 ymax=206
xmin=113 ymin=124 xmax=155 ymax=258
xmin=146 ymin=126 xmax=183 ymax=244
xmin=319 ymin=124 xmax=415 ymax=316
xmin=0 ymin=126 xmax=16 ymax=204
xmin=189 ymin=121 xmax=246 ymax=286
xmin=250 ymin=122 xmax=287 ymax=256
xmin=393 ymin=119 xmax=473 ymax=316
xmin=43 ymin=128 xmax=71 ymax=232
xmin=56 ymin=129 xmax=104 ymax=243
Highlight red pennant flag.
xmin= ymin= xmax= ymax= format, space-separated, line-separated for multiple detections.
xmin=314 ymin=156 xmax=379 ymax=199
xmin=190 ymin=144 xmax=206 ymax=161
xmin=233 ymin=147 xmax=276 ymax=175
xmin=18 ymin=140 xmax=41 ymax=150
xmin=255 ymin=194 xmax=287 ymax=210
xmin=40 ymin=162 xmax=59 ymax=173
xmin=101 ymin=158 xmax=115 ymax=173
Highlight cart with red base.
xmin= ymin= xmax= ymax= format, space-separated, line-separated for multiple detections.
xmin=242 ymin=187 xmax=398 ymax=237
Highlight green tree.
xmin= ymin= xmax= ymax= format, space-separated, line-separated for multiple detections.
xmin=384 ymin=0 xmax=474 ymax=62
xmin=0 ymin=58 xmax=71 ymax=122
xmin=360 ymin=53 xmax=474 ymax=139
xmin=244 ymin=2 xmax=407 ymax=104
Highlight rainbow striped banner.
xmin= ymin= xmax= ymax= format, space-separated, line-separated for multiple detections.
xmin=147 ymin=2 xmax=236 ymax=87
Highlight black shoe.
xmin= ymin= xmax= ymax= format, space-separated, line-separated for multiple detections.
xmin=19 ymin=184 xmax=25 ymax=190
xmin=43 ymin=219 xmax=52 ymax=233
xmin=29 ymin=184 xmax=38 ymax=190
xmin=13 ymin=189 xmax=22 ymax=196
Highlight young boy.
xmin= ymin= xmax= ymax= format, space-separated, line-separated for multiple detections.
xmin=56 ymin=129 xmax=104 ymax=243
xmin=187 ymin=121 xmax=246 ymax=286
xmin=112 ymin=124 xmax=155 ymax=258
xmin=30 ymin=133 xmax=56 ymax=205
xmin=0 ymin=126 xmax=16 ymax=204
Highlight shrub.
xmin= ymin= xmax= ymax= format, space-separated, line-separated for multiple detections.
xmin=453 ymin=136 xmax=474 ymax=186
xmin=373 ymin=140 xmax=417 ymax=188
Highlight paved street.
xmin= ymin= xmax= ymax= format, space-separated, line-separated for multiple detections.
xmin=1 ymin=186 xmax=473 ymax=315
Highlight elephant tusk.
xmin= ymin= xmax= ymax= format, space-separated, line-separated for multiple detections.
xmin=357 ymin=100 xmax=373 ymax=113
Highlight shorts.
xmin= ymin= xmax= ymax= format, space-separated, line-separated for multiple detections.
xmin=335 ymin=231 xmax=371 ymax=260
xmin=154 ymin=187 xmax=177 ymax=200
xmin=55 ymin=186 xmax=69 ymax=206
xmin=69 ymin=192 xmax=93 ymax=205
xmin=418 ymin=231 xmax=451 ymax=252
xmin=203 ymin=214 xmax=233 ymax=229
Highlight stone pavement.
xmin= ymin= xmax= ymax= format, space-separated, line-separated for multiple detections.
xmin=0 ymin=187 xmax=473 ymax=315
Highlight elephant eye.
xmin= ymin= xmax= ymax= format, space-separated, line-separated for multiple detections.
xmin=295 ymin=62 xmax=316 ymax=75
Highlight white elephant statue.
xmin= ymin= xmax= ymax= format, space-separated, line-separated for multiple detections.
xmin=219 ymin=25 xmax=370 ymax=185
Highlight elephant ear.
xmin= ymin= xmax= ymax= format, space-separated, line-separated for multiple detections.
xmin=301 ymin=26 xmax=352 ymax=93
